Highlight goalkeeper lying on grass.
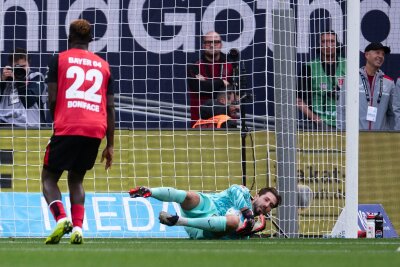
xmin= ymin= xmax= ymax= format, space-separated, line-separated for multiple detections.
xmin=129 ymin=184 xmax=281 ymax=239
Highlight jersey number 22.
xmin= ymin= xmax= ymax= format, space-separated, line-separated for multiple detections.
xmin=65 ymin=65 xmax=103 ymax=104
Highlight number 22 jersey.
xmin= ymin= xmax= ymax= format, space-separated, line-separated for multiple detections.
xmin=46 ymin=48 xmax=114 ymax=139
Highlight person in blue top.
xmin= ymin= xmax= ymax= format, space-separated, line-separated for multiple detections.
xmin=129 ymin=184 xmax=281 ymax=239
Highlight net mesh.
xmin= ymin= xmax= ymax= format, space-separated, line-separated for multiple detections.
xmin=0 ymin=0 xmax=398 ymax=238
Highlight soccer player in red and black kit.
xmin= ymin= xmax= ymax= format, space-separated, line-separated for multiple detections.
xmin=42 ymin=19 xmax=115 ymax=244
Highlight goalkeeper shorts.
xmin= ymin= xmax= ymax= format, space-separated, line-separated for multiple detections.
xmin=181 ymin=193 xmax=225 ymax=240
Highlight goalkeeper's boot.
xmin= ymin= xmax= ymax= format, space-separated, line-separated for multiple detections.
xmin=159 ymin=211 xmax=179 ymax=226
xmin=129 ymin=186 xmax=152 ymax=198
xmin=70 ymin=230 xmax=84 ymax=245
xmin=45 ymin=219 xmax=73 ymax=244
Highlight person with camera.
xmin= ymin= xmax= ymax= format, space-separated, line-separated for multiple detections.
xmin=297 ymin=30 xmax=346 ymax=130
xmin=0 ymin=47 xmax=46 ymax=127
xmin=187 ymin=31 xmax=245 ymax=127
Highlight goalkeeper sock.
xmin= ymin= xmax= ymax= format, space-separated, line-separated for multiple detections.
xmin=179 ymin=216 xmax=227 ymax=232
xmin=71 ymin=204 xmax=85 ymax=228
xmin=151 ymin=187 xmax=187 ymax=203
xmin=49 ymin=200 xmax=67 ymax=222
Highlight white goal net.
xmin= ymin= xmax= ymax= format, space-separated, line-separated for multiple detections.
xmin=2 ymin=0 xmax=399 ymax=239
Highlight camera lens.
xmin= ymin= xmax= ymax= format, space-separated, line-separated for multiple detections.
xmin=13 ymin=64 xmax=26 ymax=81
xmin=228 ymin=48 xmax=240 ymax=62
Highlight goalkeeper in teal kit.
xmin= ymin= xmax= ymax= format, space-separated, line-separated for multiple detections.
xmin=129 ymin=185 xmax=281 ymax=239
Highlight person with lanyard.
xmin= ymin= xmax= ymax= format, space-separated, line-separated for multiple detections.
xmin=297 ymin=30 xmax=346 ymax=130
xmin=337 ymin=42 xmax=400 ymax=130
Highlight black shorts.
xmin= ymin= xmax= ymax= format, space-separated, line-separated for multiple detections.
xmin=43 ymin=135 xmax=101 ymax=174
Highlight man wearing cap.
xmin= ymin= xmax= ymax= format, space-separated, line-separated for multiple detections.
xmin=337 ymin=42 xmax=400 ymax=130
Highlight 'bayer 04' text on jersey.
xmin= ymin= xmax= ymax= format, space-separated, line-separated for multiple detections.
xmin=47 ymin=48 xmax=113 ymax=139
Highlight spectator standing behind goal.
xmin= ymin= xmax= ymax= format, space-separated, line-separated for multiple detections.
xmin=337 ymin=43 xmax=400 ymax=130
xmin=297 ymin=30 xmax=346 ymax=130
xmin=129 ymin=184 xmax=281 ymax=239
xmin=187 ymin=31 xmax=237 ymax=126
xmin=0 ymin=48 xmax=46 ymax=127
xmin=42 ymin=19 xmax=115 ymax=245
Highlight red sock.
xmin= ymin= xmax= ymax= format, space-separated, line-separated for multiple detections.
xmin=49 ymin=200 xmax=67 ymax=222
xmin=71 ymin=204 xmax=85 ymax=228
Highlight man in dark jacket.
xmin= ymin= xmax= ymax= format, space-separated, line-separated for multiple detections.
xmin=187 ymin=31 xmax=234 ymax=126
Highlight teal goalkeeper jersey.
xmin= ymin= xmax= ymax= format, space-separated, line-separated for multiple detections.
xmin=182 ymin=184 xmax=252 ymax=239
xmin=206 ymin=184 xmax=252 ymax=216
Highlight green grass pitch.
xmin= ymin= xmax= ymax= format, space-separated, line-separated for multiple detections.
xmin=0 ymin=238 xmax=399 ymax=267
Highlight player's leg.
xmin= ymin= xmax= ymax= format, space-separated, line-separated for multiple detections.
xmin=42 ymin=168 xmax=73 ymax=244
xmin=42 ymin=168 xmax=64 ymax=219
xmin=42 ymin=136 xmax=73 ymax=244
xmin=68 ymin=170 xmax=85 ymax=244
xmin=180 ymin=191 xmax=200 ymax=210
xmin=159 ymin=213 xmax=239 ymax=234
xmin=130 ymin=187 xmax=200 ymax=209
xmin=68 ymin=136 xmax=101 ymax=244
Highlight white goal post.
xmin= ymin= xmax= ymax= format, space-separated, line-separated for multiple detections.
xmin=343 ymin=0 xmax=360 ymax=239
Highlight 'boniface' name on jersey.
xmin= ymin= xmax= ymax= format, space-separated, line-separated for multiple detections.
xmin=67 ymin=100 xmax=100 ymax=112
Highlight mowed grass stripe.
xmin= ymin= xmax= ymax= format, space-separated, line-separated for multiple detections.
xmin=2 ymin=238 xmax=400 ymax=245
xmin=0 ymin=238 xmax=399 ymax=267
